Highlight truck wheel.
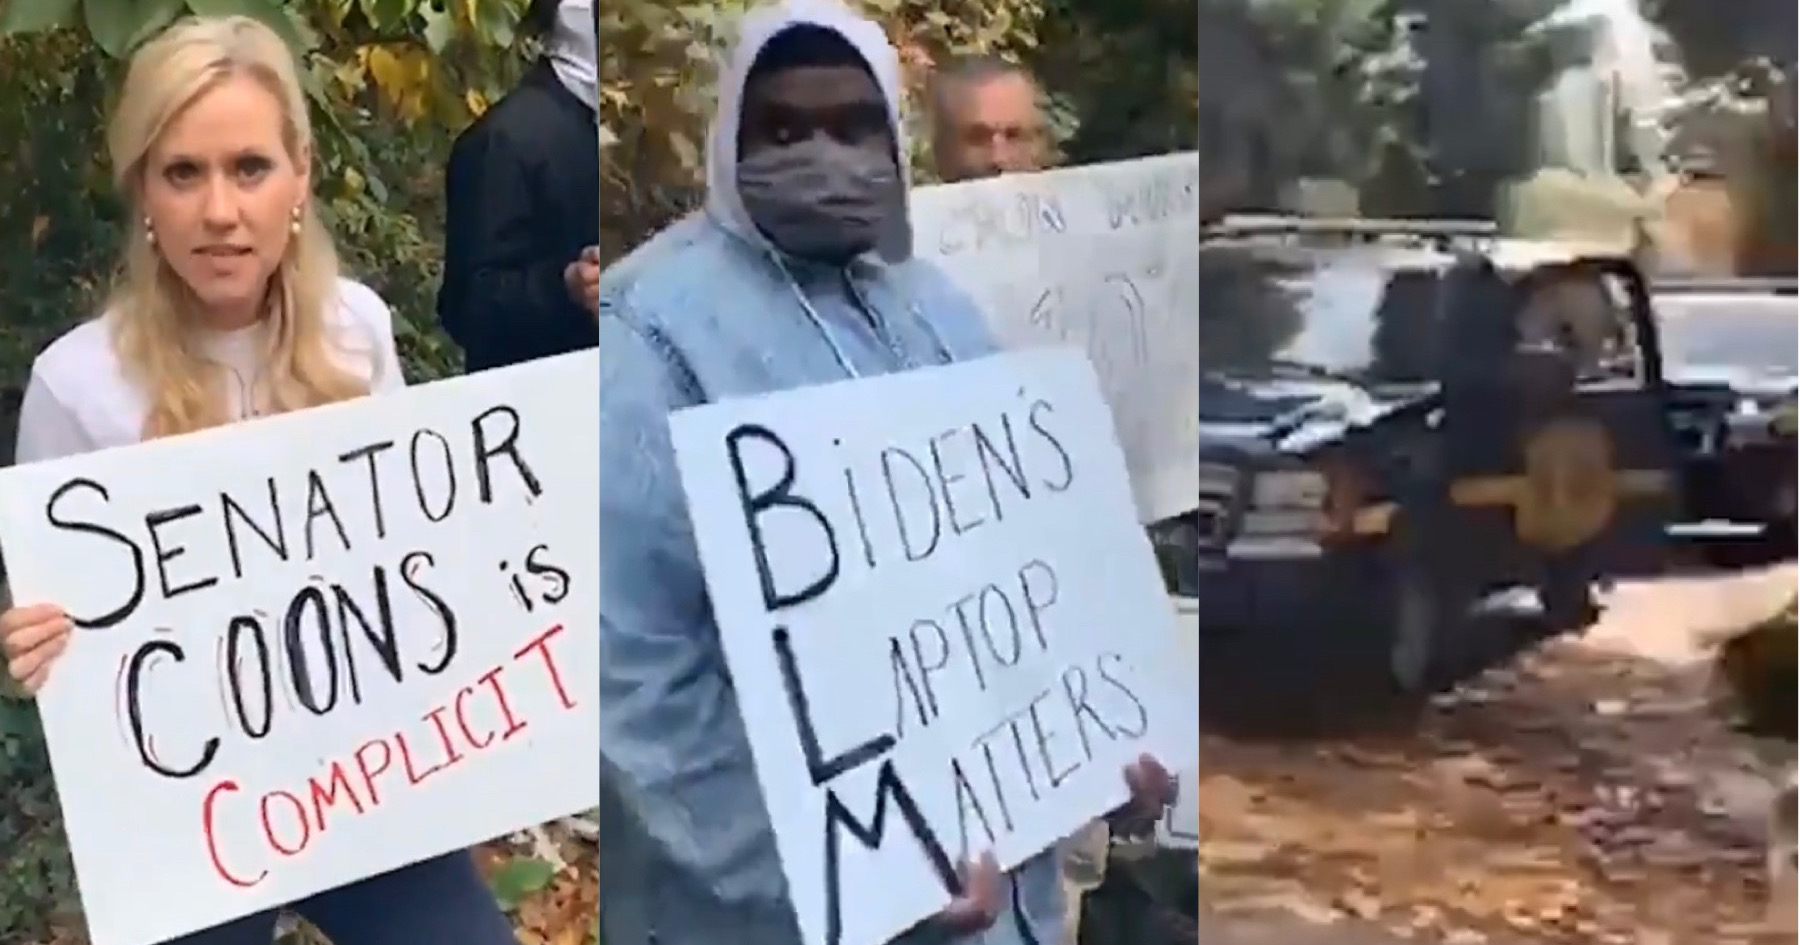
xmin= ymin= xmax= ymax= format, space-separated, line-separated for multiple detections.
xmin=1192 ymin=554 xmax=1430 ymax=740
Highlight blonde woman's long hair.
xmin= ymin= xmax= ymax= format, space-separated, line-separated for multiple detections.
xmin=107 ymin=16 xmax=368 ymax=439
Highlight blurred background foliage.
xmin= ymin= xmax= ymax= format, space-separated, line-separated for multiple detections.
xmin=0 ymin=0 xmax=1790 ymax=938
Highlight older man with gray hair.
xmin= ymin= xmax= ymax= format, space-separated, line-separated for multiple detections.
xmin=927 ymin=54 xmax=1050 ymax=183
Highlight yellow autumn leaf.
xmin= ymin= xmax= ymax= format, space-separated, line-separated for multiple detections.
xmin=668 ymin=131 xmax=700 ymax=170
xmin=364 ymin=45 xmax=408 ymax=99
xmin=400 ymin=89 xmax=428 ymax=123
xmin=332 ymin=58 xmax=366 ymax=94
xmin=361 ymin=45 xmax=440 ymax=125
xmin=547 ymin=925 xmax=587 ymax=945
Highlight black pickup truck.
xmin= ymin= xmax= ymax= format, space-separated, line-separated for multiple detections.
xmin=1155 ymin=219 xmax=1699 ymax=734
xmin=1653 ymin=277 xmax=1796 ymax=568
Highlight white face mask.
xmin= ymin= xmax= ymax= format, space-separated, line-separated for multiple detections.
xmin=548 ymin=0 xmax=597 ymax=110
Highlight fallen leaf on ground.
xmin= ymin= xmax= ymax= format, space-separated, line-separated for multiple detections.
xmin=1187 ymin=639 xmax=1789 ymax=944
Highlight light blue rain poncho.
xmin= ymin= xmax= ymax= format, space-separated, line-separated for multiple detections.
xmin=594 ymin=1 xmax=1066 ymax=944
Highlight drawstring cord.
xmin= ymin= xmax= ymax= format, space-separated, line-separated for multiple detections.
xmin=1012 ymin=877 xmax=1043 ymax=945
xmin=767 ymin=249 xmax=955 ymax=376
xmin=219 ymin=362 xmax=264 ymax=420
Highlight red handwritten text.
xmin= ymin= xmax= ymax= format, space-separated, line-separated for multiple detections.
xmin=200 ymin=623 xmax=578 ymax=888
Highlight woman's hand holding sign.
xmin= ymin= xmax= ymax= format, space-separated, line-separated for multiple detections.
xmin=2 ymin=602 xmax=73 ymax=695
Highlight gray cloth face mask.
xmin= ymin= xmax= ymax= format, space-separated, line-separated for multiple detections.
xmin=737 ymin=138 xmax=900 ymax=263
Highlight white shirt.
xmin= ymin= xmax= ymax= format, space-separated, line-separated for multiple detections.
xmin=15 ymin=278 xmax=406 ymax=465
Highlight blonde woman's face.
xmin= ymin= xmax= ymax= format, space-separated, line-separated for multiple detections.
xmin=141 ymin=73 xmax=308 ymax=327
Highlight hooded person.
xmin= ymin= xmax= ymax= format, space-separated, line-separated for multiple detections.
xmin=437 ymin=0 xmax=599 ymax=372
xmin=595 ymin=2 xmax=1175 ymax=944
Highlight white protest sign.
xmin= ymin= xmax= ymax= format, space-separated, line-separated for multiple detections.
xmin=1156 ymin=596 xmax=1202 ymax=849
xmin=0 ymin=352 xmax=600 ymax=945
xmin=911 ymin=153 xmax=1203 ymax=523
xmin=668 ymin=348 xmax=1198 ymax=945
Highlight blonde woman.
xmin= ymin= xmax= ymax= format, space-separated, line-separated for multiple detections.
xmin=0 ymin=17 xmax=517 ymax=945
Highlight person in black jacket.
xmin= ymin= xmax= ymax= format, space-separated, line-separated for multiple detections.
xmin=439 ymin=0 xmax=599 ymax=372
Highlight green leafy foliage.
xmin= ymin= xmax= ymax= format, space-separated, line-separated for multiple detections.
xmin=0 ymin=0 xmax=78 ymax=35
xmin=1035 ymin=0 xmax=1203 ymax=166
xmin=1644 ymin=0 xmax=1796 ymax=81
xmin=487 ymin=856 xmax=558 ymax=911
xmin=0 ymin=690 xmax=80 ymax=943
xmin=1250 ymin=0 xmax=1582 ymax=215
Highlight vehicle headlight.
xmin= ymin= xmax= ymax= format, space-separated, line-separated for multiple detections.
xmin=1192 ymin=463 xmax=1242 ymax=546
xmin=1238 ymin=469 xmax=1330 ymax=538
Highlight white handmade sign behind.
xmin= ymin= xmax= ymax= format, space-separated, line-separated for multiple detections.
xmin=0 ymin=352 xmax=601 ymax=945
xmin=669 ymin=348 xmax=1198 ymax=945
xmin=1156 ymin=596 xmax=1202 ymax=849
xmin=911 ymin=153 xmax=1203 ymax=523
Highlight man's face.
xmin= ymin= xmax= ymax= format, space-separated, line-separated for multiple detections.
xmin=936 ymin=72 xmax=1045 ymax=182
xmin=1519 ymin=273 xmax=1624 ymax=368
xmin=738 ymin=63 xmax=893 ymax=161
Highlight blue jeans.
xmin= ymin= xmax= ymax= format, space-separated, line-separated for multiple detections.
xmin=163 ymin=851 xmax=514 ymax=945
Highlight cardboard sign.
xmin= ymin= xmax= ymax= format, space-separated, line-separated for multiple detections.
xmin=0 ymin=352 xmax=601 ymax=945
xmin=1156 ymin=596 xmax=1202 ymax=849
xmin=911 ymin=153 xmax=1203 ymax=523
xmin=668 ymin=348 xmax=1198 ymax=945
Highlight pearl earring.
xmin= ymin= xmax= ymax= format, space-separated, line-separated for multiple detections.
xmin=144 ymin=217 xmax=156 ymax=248
xmin=290 ymin=206 xmax=302 ymax=234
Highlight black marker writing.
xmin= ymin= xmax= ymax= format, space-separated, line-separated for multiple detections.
xmin=337 ymin=440 xmax=396 ymax=538
xmin=1101 ymin=163 xmax=1199 ymax=231
xmin=775 ymin=627 xmax=893 ymax=783
xmin=500 ymin=544 xmax=571 ymax=614
xmin=934 ymin=192 xmax=1067 ymax=257
xmin=44 ymin=478 xmax=143 ymax=629
xmin=284 ymin=584 xmax=341 ymax=715
xmin=124 ymin=639 xmax=220 ymax=778
xmin=147 ymin=504 xmax=220 ymax=601
xmin=44 ymin=402 xmax=544 ymax=629
xmin=724 ymin=415 xmax=1103 ymax=945
xmin=304 ymin=470 xmax=352 ymax=559
xmin=410 ymin=429 xmax=459 ymax=522
xmin=122 ymin=550 xmax=459 ymax=781
xmin=225 ymin=615 xmax=273 ymax=739
xmin=842 ymin=401 xmax=1074 ymax=571
xmin=949 ymin=652 xmax=1150 ymax=855
xmin=821 ymin=761 xmax=963 ymax=945
xmin=727 ymin=424 xmax=840 ymax=611
xmin=880 ymin=448 xmax=938 ymax=562
xmin=728 ymin=422 xmax=965 ymax=945
xmin=471 ymin=405 xmax=542 ymax=503
xmin=889 ymin=559 xmax=1059 ymax=735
